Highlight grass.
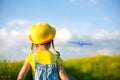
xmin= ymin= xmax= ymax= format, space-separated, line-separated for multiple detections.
xmin=63 ymin=54 xmax=120 ymax=80
xmin=0 ymin=61 xmax=32 ymax=80
xmin=0 ymin=54 xmax=120 ymax=80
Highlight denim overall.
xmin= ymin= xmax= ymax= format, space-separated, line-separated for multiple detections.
xmin=32 ymin=52 xmax=59 ymax=80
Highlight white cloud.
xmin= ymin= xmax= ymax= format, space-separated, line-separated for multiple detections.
xmin=112 ymin=31 xmax=120 ymax=39
xmin=7 ymin=19 xmax=33 ymax=29
xmin=8 ymin=30 xmax=25 ymax=47
xmin=0 ymin=28 xmax=28 ymax=48
xmin=11 ymin=30 xmax=21 ymax=37
xmin=0 ymin=26 xmax=30 ymax=60
xmin=21 ymin=47 xmax=29 ymax=54
xmin=93 ymin=29 xmax=120 ymax=40
xmin=66 ymin=46 xmax=81 ymax=52
xmin=93 ymin=29 xmax=109 ymax=40
xmin=55 ymin=28 xmax=72 ymax=43
xmin=96 ymin=48 xmax=111 ymax=55
xmin=0 ymin=28 xmax=8 ymax=40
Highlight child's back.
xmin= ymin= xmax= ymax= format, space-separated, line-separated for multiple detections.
xmin=17 ymin=23 xmax=69 ymax=80
xmin=32 ymin=50 xmax=59 ymax=80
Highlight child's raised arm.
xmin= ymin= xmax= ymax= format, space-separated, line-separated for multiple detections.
xmin=17 ymin=61 xmax=30 ymax=80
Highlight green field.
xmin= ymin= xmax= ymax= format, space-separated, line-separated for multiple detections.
xmin=0 ymin=54 xmax=120 ymax=80
xmin=63 ymin=54 xmax=120 ymax=80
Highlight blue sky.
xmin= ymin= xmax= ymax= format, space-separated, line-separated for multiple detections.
xmin=0 ymin=0 xmax=120 ymax=61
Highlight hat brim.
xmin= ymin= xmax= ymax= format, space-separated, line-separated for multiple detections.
xmin=29 ymin=27 xmax=56 ymax=44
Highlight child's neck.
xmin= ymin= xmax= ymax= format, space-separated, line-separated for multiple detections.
xmin=37 ymin=45 xmax=50 ymax=50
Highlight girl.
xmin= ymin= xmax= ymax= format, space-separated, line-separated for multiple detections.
xmin=17 ymin=23 xmax=69 ymax=80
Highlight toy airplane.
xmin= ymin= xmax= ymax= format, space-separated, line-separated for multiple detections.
xmin=68 ymin=41 xmax=92 ymax=46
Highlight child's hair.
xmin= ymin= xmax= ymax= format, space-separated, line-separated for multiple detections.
xmin=31 ymin=43 xmax=34 ymax=51
xmin=31 ymin=40 xmax=60 ymax=56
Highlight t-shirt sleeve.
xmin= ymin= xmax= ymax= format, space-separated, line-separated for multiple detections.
xmin=25 ymin=53 xmax=34 ymax=67
xmin=26 ymin=53 xmax=35 ymax=76
xmin=26 ymin=53 xmax=32 ymax=63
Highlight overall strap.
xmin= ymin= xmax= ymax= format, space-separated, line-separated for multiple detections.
xmin=30 ymin=50 xmax=37 ymax=63
xmin=54 ymin=54 xmax=59 ymax=64
xmin=53 ymin=47 xmax=60 ymax=64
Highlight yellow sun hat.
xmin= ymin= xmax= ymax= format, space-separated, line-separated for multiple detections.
xmin=29 ymin=23 xmax=56 ymax=44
